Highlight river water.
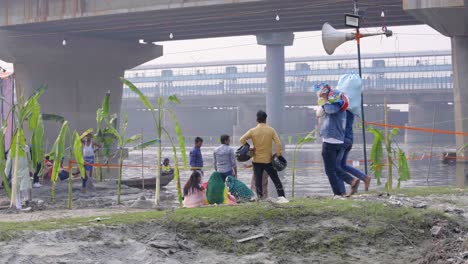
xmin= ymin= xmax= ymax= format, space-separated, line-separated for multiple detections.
xmin=122 ymin=143 xmax=458 ymax=198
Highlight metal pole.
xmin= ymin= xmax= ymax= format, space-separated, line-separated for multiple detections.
xmin=141 ymin=128 xmax=145 ymax=189
xmin=357 ymin=28 xmax=368 ymax=175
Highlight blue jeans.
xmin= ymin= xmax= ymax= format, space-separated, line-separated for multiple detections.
xmin=337 ymin=143 xmax=366 ymax=181
xmin=219 ymin=170 xmax=233 ymax=182
xmin=322 ymin=142 xmax=353 ymax=195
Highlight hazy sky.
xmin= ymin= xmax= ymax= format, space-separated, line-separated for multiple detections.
xmin=146 ymin=25 xmax=450 ymax=65
xmin=0 ymin=25 xmax=450 ymax=71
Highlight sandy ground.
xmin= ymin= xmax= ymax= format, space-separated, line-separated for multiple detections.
xmin=1 ymin=181 xmax=468 ymax=263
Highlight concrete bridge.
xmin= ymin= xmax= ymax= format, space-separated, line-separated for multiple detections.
xmin=0 ymin=0 xmax=418 ymax=139
xmin=0 ymin=1 xmax=466 ymax=183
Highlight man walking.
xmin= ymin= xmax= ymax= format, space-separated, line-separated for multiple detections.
xmin=190 ymin=137 xmax=204 ymax=175
xmin=213 ymin=134 xmax=237 ymax=182
xmin=240 ymin=110 xmax=286 ymax=200
xmin=317 ymin=84 xmax=359 ymax=197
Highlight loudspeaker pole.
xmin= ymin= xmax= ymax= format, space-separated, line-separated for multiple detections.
xmin=353 ymin=0 xmax=368 ymax=175
xmin=356 ymin=28 xmax=368 ymax=175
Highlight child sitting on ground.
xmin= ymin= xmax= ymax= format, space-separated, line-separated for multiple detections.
xmin=182 ymin=170 xmax=206 ymax=208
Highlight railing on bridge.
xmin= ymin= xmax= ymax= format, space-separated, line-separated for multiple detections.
xmin=123 ymin=51 xmax=453 ymax=98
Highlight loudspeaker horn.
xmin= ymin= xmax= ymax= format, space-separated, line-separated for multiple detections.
xmin=321 ymin=22 xmax=393 ymax=55
xmin=322 ymin=23 xmax=355 ymax=55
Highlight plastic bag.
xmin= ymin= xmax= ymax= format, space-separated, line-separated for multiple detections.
xmin=336 ymin=74 xmax=362 ymax=117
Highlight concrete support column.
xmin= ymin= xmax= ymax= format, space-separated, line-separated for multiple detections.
xmin=405 ymin=101 xmax=435 ymax=144
xmin=233 ymin=103 xmax=262 ymax=142
xmin=451 ymin=36 xmax=468 ymax=187
xmin=0 ymin=33 xmax=162 ymax=142
xmin=257 ymin=32 xmax=294 ymax=135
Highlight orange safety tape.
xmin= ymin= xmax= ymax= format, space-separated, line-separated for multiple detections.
xmin=365 ymin=121 xmax=468 ymax=136
xmin=63 ymin=151 xmax=468 ymax=172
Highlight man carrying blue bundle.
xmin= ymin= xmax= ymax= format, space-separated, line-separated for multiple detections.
xmin=316 ymin=83 xmax=359 ymax=197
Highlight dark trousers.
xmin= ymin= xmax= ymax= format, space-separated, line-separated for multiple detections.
xmin=219 ymin=170 xmax=233 ymax=182
xmin=322 ymin=142 xmax=352 ymax=195
xmin=337 ymin=143 xmax=366 ymax=181
xmin=33 ymin=163 xmax=41 ymax=184
xmin=252 ymin=162 xmax=285 ymax=198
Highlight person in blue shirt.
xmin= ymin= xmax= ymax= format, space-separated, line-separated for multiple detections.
xmin=317 ymin=84 xmax=359 ymax=197
xmin=190 ymin=137 xmax=204 ymax=176
xmin=336 ymin=110 xmax=372 ymax=192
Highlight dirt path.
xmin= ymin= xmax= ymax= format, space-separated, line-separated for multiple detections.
xmin=0 ymin=207 xmax=148 ymax=222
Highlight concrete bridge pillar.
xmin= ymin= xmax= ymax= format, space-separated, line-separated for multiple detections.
xmin=404 ymin=0 xmax=468 ymax=186
xmin=257 ymin=32 xmax=294 ymax=135
xmin=405 ymin=101 xmax=455 ymax=144
xmin=0 ymin=33 xmax=162 ymax=142
xmin=233 ymin=103 xmax=263 ymax=142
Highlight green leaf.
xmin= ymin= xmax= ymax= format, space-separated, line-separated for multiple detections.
xmin=51 ymin=122 xmax=69 ymax=183
xmin=0 ymin=124 xmax=10 ymax=198
xmin=10 ymin=129 xmax=26 ymax=158
xmin=397 ymin=148 xmax=410 ymax=188
xmin=122 ymin=113 xmax=129 ymax=140
xmin=101 ymin=91 xmax=111 ymax=119
xmin=368 ymin=127 xmax=384 ymax=185
xmin=42 ymin=113 xmax=65 ymax=124
xmin=79 ymin=128 xmax=94 ymax=140
xmin=125 ymin=134 xmax=143 ymax=145
xmin=31 ymin=115 xmax=44 ymax=168
xmin=106 ymin=125 xmax=122 ymax=145
xmin=73 ymin=131 xmax=86 ymax=178
xmin=167 ymin=94 xmax=181 ymax=104
xmin=133 ymin=139 xmax=160 ymax=150
xmin=121 ymin=78 xmax=155 ymax=110
xmin=390 ymin=128 xmax=399 ymax=136
xmin=167 ymin=109 xmax=187 ymax=169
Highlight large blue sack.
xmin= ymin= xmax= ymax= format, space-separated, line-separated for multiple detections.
xmin=336 ymin=74 xmax=362 ymax=118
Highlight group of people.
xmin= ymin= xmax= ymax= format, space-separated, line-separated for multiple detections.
xmin=2 ymin=83 xmax=371 ymax=210
xmin=1 ymin=133 xmax=100 ymax=210
xmin=182 ymin=110 xmax=288 ymax=208
xmin=182 ymin=83 xmax=372 ymax=207
xmin=317 ymin=83 xmax=371 ymax=197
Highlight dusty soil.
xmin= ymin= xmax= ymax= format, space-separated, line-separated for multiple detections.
xmin=0 ymin=177 xmax=177 ymax=215
xmin=1 ymin=182 xmax=468 ymax=264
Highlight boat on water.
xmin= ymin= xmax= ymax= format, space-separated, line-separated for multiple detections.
xmin=120 ymin=169 xmax=174 ymax=189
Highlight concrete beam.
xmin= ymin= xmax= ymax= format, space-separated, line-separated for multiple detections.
xmin=403 ymin=0 xmax=466 ymax=36
xmin=0 ymin=32 xmax=163 ymax=142
xmin=0 ymin=0 xmax=263 ymax=26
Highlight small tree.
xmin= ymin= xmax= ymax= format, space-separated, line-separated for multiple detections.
xmin=121 ymin=78 xmax=186 ymax=206
xmin=49 ymin=122 xmax=88 ymax=205
xmin=291 ymin=131 xmax=316 ymax=198
xmin=94 ymin=92 xmax=118 ymax=181
xmin=106 ymin=112 xmax=153 ymax=204
xmin=8 ymin=86 xmax=46 ymax=208
xmin=368 ymin=127 xmax=410 ymax=192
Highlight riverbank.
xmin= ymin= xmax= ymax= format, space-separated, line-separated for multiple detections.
xmin=1 ymin=188 xmax=467 ymax=264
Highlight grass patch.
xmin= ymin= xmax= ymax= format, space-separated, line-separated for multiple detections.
xmin=369 ymin=187 xmax=468 ymax=197
xmin=0 ymin=210 xmax=165 ymax=234
xmin=0 ymin=197 xmax=461 ymax=255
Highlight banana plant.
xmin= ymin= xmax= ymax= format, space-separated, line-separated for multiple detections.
xmin=106 ymin=112 xmax=153 ymax=204
xmin=94 ymin=92 xmax=118 ymax=181
xmin=48 ymin=122 xmax=87 ymax=205
xmin=121 ymin=78 xmax=187 ymax=206
xmin=8 ymin=86 xmax=46 ymax=208
xmin=0 ymin=123 xmax=11 ymax=198
xmin=368 ymin=127 xmax=410 ymax=193
xmin=291 ymin=131 xmax=316 ymax=198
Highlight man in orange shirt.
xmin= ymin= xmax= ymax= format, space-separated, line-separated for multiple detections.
xmin=240 ymin=110 xmax=285 ymax=199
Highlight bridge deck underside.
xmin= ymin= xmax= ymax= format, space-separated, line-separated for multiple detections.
xmin=2 ymin=0 xmax=419 ymax=41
